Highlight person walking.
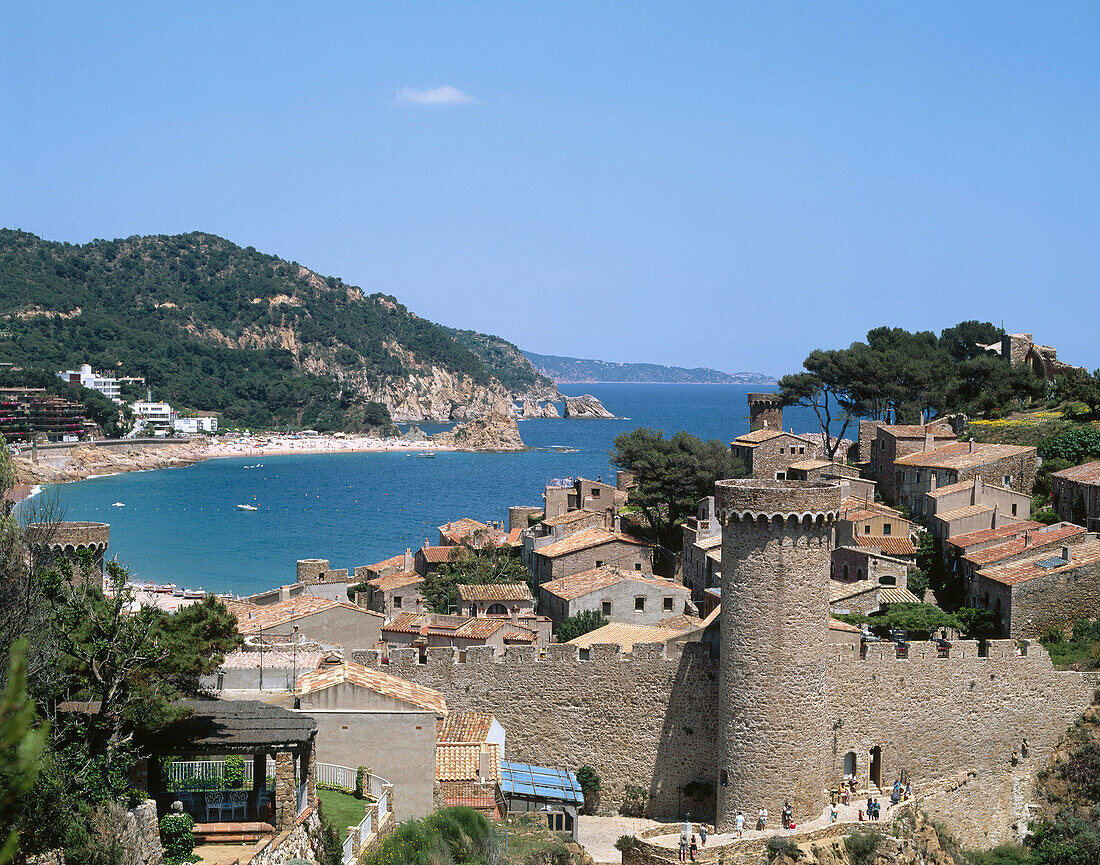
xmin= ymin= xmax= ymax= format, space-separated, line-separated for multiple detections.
xmin=700 ymin=824 xmax=708 ymax=847
xmin=759 ymin=807 xmax=767 ymax=831
xmin=782 ymin=800 xmax=792 ymax=830
xmin=678 ymin=835 xmax=687 ymax=862
xmin=830 ymin=802 xmax=838 ymax=823
xmin=689 ymin=835 xmax=698 ymax=862
xmin=734 ymin=810 xmax=744 ymax=839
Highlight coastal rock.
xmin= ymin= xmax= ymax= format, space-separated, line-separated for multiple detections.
xmin=563 ymin=394 xmax=616 ymax=419
xmin=14 ymin=441 xmax=208 ymax=486
xmin=401 ymin=424 xmax=428 ymax=442
xmin=432 ymin=413 xmax=525 ymax=451
xmin=521 ymin=401 xmax=561 ymax=419
xmin=540 ymin=402 xmax=561 ymax=418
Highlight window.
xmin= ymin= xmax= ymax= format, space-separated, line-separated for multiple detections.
xmin=394 ymin=595 xmax=403 ymax=608
xmin=602 ymin=601 xmax=612 ymax=616
xmin=634 ymin=562 xmax=642 ymax=571
xmin=1004 ymin=475 xmax=1012 ymax=486
xmin=883 ymin=524 xmax=892 ymax=536
xmin=595 ymin=560 xmax=604 ymax=568
xmin=635 ymin=597 xmax=646 ymax=612
xmin=591 ymin=488 xmax=601 ymax=497
xmin=775 ymin=472 xmax=786 ymax=480
xmin=487 ymin=603 xmax=507 ymax=616
xmin=1011 ymin=503 xmax=1018 ymax=516
xmin=663 ymin=597 xmax=674 ymax=611
xmin=799 ymin=447 xmax=805 ymax=455
xmin=864 ymin=525 xmax=871 ymax=534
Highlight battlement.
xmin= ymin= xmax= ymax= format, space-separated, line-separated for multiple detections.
xmin=746 ymin=392 xmax=782 ymax=406
xmin=352 ymin=640 xmax=712 ymax=670
xmin=25 ymin=520 xmax=110 ymax=550
xmin=715 ymin=478 xmax=842 ymax=523
xmin=831 ymin=638 xmax=1054 ymax=665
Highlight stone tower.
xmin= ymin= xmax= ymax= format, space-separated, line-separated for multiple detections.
xmin=747 ymin=392 xmax=783 ymax=432
xmin=713 ymin=479 xmax=841 ymax=828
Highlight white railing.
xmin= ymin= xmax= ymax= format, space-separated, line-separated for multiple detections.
xmin=377 ymin=788 xmax=388 ymax=817
xmin=167 ymin=758 xmax=275 ymax=789
xmin=317 ymin=763 xmax=358 ymax=792
xmin=297 ymin=781 xmax=308 ymax=815
xmin=341 ymin=833 xmax=354 ymax=864
xmin=369 ymin=774 xmax=385 ymax=800
xmin=341 ymin=810 xmax=374 ymax=865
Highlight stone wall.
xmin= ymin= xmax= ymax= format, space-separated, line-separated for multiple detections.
xmin=746 ymin=435 xmax=821 ymax=481
xmin=747 ymin=393 xmax=783 ymax=433
xmin=249 ymin=806 xmax=323 ymax=865
xmin=1001 ymin=555 xmax=1100 ymax=639
xmin=534 ymin=540 xmax=653 ymax=584
xmin=123 ymin=801 xmax=163 ymax=865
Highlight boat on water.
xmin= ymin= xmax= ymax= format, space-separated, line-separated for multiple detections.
xmin=111 ymin=502 xmax=125 ymax=507
xmin=416 ymin=451 xmax=436 ymax=459
xmin=237 ymin=503 xmax=259 ymax=511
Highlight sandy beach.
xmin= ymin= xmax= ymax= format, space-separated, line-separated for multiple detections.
xmin=204 ymin=433 xmax=454 ymax=460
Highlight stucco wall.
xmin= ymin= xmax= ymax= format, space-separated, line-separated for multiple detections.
xmin=541 ymin=577 xmax=690 ymax=626
xmin=263 ymin=606 xmax=382 ymax=650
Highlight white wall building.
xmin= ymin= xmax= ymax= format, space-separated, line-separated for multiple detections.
xmin=131 ymin=400 xmax=175 ymax=434
xmin=172 ymin=415 xmax=219 ymax=434
xmin=58 ymin=364 xmax=121 ymax=403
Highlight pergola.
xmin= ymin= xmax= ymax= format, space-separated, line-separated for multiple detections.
xmin=141 ymin=700 xmax=317 ymax=831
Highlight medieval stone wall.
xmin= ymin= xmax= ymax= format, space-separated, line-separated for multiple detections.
xmin=747 ymin=394 xmax=783 ymax=432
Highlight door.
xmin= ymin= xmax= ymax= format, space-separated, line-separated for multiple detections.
xmin=869 ymin=746 xmax=882 ymax=789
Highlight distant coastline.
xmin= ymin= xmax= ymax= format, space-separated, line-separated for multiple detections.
xmin=546 ymin=380 xmax=777 ymax=385
xmin=522 ymin=350 xmax=775 ymax=386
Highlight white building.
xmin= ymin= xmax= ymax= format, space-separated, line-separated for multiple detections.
xmin=58 ymin=364 xmax=121 ymax=403
xmin=131 ymin=400 xmax=175 ymax=434
xmin=172 ymin=415 xmax=219 ymax=434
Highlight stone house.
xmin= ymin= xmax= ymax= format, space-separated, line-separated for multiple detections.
xmin=957 ymin=523 xmax=1087 ymax=591
xmin=835 ymin=496 xmax=912 ymax=546
xmin=869 ymin=424 xmax=957 ymax=503
xmin=681 ymin=497 xmax=722 ymax=604
xmin=730 ymin=429 xmax=822 ymax=480
xmin=830 ymin=547 xmax=919 ymax=615
xmin=539 ymin=509 xmax=604 ymax=541
xmin=359 ymin=571 xmax=425 ymax=620
xmin=455 ymin=583 xmax=535 ymax=619
xmin=944 ymin=520 xmax=1044 ymax=574
xmin=438 ymin=518 xmax=508 ymax=547
xmin=382 ymin=613 xmax=546 ymax=653
xmin=291 ymin=661 xmax=447 ymax=821
xmin=927 ymin=476 xmax=1033 ymax=543
xmin=891 ymin=441 xmax=1037 ymax=515
xmin=414 ymin=545 xmax=462 ymax=576
xmin=229 ymin=596 xmax=384 ymax=651
xmin=542 ymin=477 xmax=625 ymax=522
xmin=538 ymin=566 xmax=691 ymax=627
xmin=203 ymin=647 xmax=324 ymax=694
xmin=1051 ymin=461 xmax=1100 ymax=532
xmin=355 ymin=549 xmax=415 ymax=582
xmin=970 ymin=539 xmax=1100 ymax=638
xmin=528 ymin=528 xmax=654 ymax=585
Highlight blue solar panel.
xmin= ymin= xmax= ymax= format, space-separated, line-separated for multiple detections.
xmin=500 ymin=761 xmax=583 ymax=804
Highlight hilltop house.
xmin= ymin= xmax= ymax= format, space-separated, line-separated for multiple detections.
xmin=358 ymin=571 xmax=425 ymax=620
xmin=926 ymin=476 xmax=1032 ymax=542
xmin=1051 ymin=461 xmax=1100 ymax=532
xmin=892 ymin=441 xmax=1037 ymax=515
xmin=538 ymin=566 xmax=690 ymax=627
xmin=228 ymin=596 xmax=384 ymax=651
xmin=528 ymin=528 xmax=654 ymax=585
xmin=730 ymin=429 xmax=822 ymax=480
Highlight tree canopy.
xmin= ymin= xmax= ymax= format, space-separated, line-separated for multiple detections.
xmin=420 ymin=541 xmax=532 ymax=614
xmin=555 ymin=610 xmax=609 ymax=642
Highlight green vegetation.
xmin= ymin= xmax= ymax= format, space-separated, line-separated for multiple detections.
xmin=0 ymin=642 xmax=47 ymax=865
xmin=554 ymin=610 xmax=608 ymax=643
xmin=0 ymin=230 xmax=542 ymax=429
xmin=158 ymin=812 xmax=195 ymax=865
xmin=501 ymin=814 xmax=575 ymax=865
xmin=610 ymin=428 xmax=747 ymax=550
xmin=575 ymin=765 xmax=601 ymax=815
xmin=843 ymin=830 xmax=882 ymax=865
xmin=444 ymin=328 xmax=558 ymax=396
xmin=837 ymin=603 xmax=998 ymax=640
xmin=766 ymin=835 xmax=802 ymax=862
xmin=1039 ymin=619 xmax=1100 ymax=670
xmin=359 ymin=806 xmax=494 ymax=865
xmin=421 ymin=542 xmax=532 ymax=614
xmin=964 ymin=845 xmax=1034 ymax=865
xmin=316 ymin=789 xmax=366 ymax=840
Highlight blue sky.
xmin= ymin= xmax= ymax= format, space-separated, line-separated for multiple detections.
xmin=3 ymin=2 xmax=1099 ymax=376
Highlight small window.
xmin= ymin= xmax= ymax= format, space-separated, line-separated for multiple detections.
xmin=602 ymin=601 xmax=612 ymax=616
xmin=883 ymin=524 xmax=892 ymax=536
xmin=1004 ymin=475 xmax=1012 ymax=486
xmin=799 ymin=447 xmax=805 ymax=455
xmin=775 ymin=472 xmax=786 ymax=480
xmin=864 ymin=525 xmax=871 ymax=534
xmin=216 ymin=671 xmax=224 ymax=690
xmin=663 ymin=597 xmax=674 ymax=611
xmin=635 ymin=597 xmax=646 ymax=612
xmin=1011 ymin=503 xmax=1018 ymax=516
xmin=595 ymin=560 xmax=604 ymax=568
xmin=634 ymin=562 xmax=642 ymax=571
xmin=394 ymin=595 xmax=402 ymax=608
xmin=591 ymin=488 xmax=601 ymax=497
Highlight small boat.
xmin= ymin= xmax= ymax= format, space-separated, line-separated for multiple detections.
xmin=151 ymin=584 xmax=176 ymax=594
xmin=172 ymin=588 xmax=185 ymax=597
xmin=416 ymin=452 xmax=436 ymax=459
xmin=237 ymin=504 xmax=259 ymax=511
xmin=111 ymin=502 xmax=125 ymax=508
xmin=182 ymin=589 xmax=206 ymax=599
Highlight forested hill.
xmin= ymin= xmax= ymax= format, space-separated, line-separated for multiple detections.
xmin=0 ymin=230 xmax=550 ymax=428
xmin=522 ymin=351 xmax=775 ymax=385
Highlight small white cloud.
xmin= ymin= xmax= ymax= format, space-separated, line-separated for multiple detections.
xmin=396 ymin=85 xmax=478 ymax=106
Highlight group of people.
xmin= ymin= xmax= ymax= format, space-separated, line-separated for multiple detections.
xmin=890 ymin=779 xmax=913 ymax=804
xmin=677 ymin=822 xmax=708 ymax=861
xmin=729 ymin=807 xmax=771 ymax=839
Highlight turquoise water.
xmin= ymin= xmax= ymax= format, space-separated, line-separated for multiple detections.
xmin=32 ymin=384 xmax=822 ymax=595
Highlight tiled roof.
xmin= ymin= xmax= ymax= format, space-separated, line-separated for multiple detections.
xmin=829 ymin=617 xmax=863 ymax=633
xmin=852 ymin=536 xmax=916 ymax=556
xmin=436 ymin=742 xmax=500 ymax=781
xmin=947 ymin=521 xmax=1043 ymax=549
xmin=382 ymin=612 xmax=429 ymax=634
xmin=439 ymin=780 xmax=498 ymax=808
xmin=566 ymin=622 xmax=683 ymax=652
xmin=839 ymin=497 xmax=907 ymax=523
xmin=438 ymin=712 xmax=495 ymax=743
xmin=965 ymin=524 xmax=1087 ymax=566
xmin=926 ymin=478 xmax=1018 ymax=499
xmin=935 ymin=504 xmax=993 ymax=522
xmin=296 ymin=662 xmax=447 ymax=713
xmin=542 ymin=509 xmax=598 ymax=528
xmin=504 ymin=631 xmax=536 ymax=642
xmin=880 ymin=587 xmax=921 ymax=604
xmin=731 ymin=429 xmax=786 ymax=446
xmin=979 ymin=540 xmax=1100 ymax=586
xmin=456 ymin=583 xmax=533 ymax=603
xmin=220 ymin=648 xmax=324 ymax=670
xmin=534 ymin=529 xmax=652 ymax=559
xmin=381 ymin=613 xmax=512 ymax=641
xmin=787 ymin=459 xmax=835 ymax=471
xmin=420 ymin=546 xmax=462 ymax=563
xmin=438 ymin=518 xmax=491 ymax=543
xmin=232 ymin=596 xmax=381 ymax=634
xmin=366 ymin=571 xmax=423 ymax=592
xmin=502 ymin=528 xmax=523 ymax=545
xmin=1052 ymin=460 xmax=1100 ymax=485
xmin=830 ymin=581 xmax=878 ymax=603
xmin=693 ymin=534 xmax=723 ymax=550
xmin=878 ymin=424 xmax=956 ymax=439
xmin=364 ymin=554 xmax=405 ymax=573
xmin=455 ymin=618 xmax=510 ymax=639
xmin=894 ymin=442 xmax=1035 ymax=470
xmin=540 ymin=567 xmax=686 ymax=601
xmin=657 ymin=614 xmax=702 ymax=631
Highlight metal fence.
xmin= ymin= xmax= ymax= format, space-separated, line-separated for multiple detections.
xmin=377 ymin=788 xmax=388 ymax=817
xmin=317 ymin=763 xmax=358 ymax=792
xmin=167 ymin=758 xmax=276 ymax=790
xmin=342 ymin=809 xmax=375 ymax=865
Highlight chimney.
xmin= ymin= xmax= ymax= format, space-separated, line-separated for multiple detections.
xmin=924 ymin=432 xmax=934 ymax=452
xmin=974 ymin=475 xmax=983 ymax=498
xmin=929 ymin=474 xmax=937 ymax=492
xmin=1024 ymin=529 xmax=1031 ymax=547
xmin=424 ymin=537 xmax=429 ymax=549
xmin=969 ymin=440 xmax=976 ymax=453
xmin=404 ymin=548 xmax=414 ymax=571
xmin=1063 ymin=545 xmax=1071 ymax=563
xmin=279 ymin=585 xmax=290 ymax=602
xmin=991 ymin=504 xmax=999 ymax=529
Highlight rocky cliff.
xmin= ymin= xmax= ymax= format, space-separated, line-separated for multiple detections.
xmin=563 ymin=394 xmax=617 ymax=418
xmin=432 ymin=414 xmax=526 ymax=451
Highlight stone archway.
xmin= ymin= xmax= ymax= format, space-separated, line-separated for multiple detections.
xmin=869 ymin=746 xmax=883 ymax=790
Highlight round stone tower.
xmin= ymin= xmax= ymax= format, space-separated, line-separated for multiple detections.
xmin=747 ymin=392 xmax=783 ymax=432
xmin=713 ymin=479 xmax=841 ymax=828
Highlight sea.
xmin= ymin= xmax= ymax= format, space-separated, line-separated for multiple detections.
xmin=26 ymin=384 xmax=825 ymax=596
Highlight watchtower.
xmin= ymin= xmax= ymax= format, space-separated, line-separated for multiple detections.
xmin=713 ymin=479 xmax=841 ymax=827
xmin=25 ymin=520 xmax=110 ymax=588
xmin=747 ymin=393 xmax=783 ymax=432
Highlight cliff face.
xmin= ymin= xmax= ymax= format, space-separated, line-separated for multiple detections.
xmin=432 ymin=414 xmax=526 ymax=451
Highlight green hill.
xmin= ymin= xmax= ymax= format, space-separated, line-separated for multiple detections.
xmin=522 ymin=350 xmax=774 ymax=384
xmin=0 ymin=230 xmax=550 ymax=429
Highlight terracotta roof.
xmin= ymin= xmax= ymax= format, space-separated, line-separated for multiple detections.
xmin=731 ymin=429 xmax=786 ymax=445
xmin=534 ymin=528 xmax=652 ymax=559
xmin=220 ymin=648 xmax=324 ymax=670
xmin=439 ymin=518 xmax=491 ymax=542
xmin=296 ymin=662 xmax=447 ymax=713
xmin=787 ymin=459 xmax=835 ymax=471
xmin=542 ymin=509 xmax=599 ymax=528
xmin=436 ymin=742 xmax=500 ymax=781
xmin=852 ymin=535 xmax=916 ymax=556
xmin=657 ymin=614 xmax=702 ymax=631
xmin=366 ymin=571 xmax=423 ymax=592
xmin=503 ymin=631 xmax=536 ymax=642
xmin=420 ymin=546 xmax=462 ymax=563
xmin=979 ymin=540 xmax=1100 ymax=586
xmin=566 ymin=622 xmax=683 ymax=651
xmin=879 ymin=587 xmax=921 ymax=604
xmin=364 ymin=554 xmax=405 ymax=572
xmin=839 ymin=497 xmax=907 ymax=523
xmin=540 ymin=567 xmax=686 ymax=601
xmin=456 ymin=583 xmax=533 ymax=603
xmin=894 ymin=442 xmax=1035 ymax=470
xmin=232 ymin=596 xmax=382 ymax=634
xmin=829 ymin=617 xmax=863 ymax=633
xmin=830 ymin=581 xmax=879 ymax=603
xmin=965 ymin=524 xmax=1087 ymax=566
xmin=935 ymin=504 xmax=993 ymax=522
xmin=926 ymin=478 xmax=1018 ymax=499
xmin=947 ymin=521 xmax=1043 ymax=549
xmin=693 ymin=534 xmax=723 ymax=550
xmin=502 ymin=528 xmax=523 ymax=545
xmin=1052 ymin=460 xmax=1100 ymax=485
xmin=438 ymin=712 xmax=495 ymax=743
xmin=381 ymin=613 xmax=513 ymax=641
xmin=877 ymin=424 xmax=956 ymax=439
xmin=455 ymin=618 xmax=510 ymax=639
xmin=382 ymin=612 xmax=429 ymax=634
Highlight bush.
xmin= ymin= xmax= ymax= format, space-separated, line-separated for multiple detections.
xmin=620 ymin=785 xmax=648 ymax=818
xmin=159 ymin=812 xmax=195 ymax=865
xmin=355 ymin=766 xmax=366 ymax=799
xmin=223 ymin=755 xmax=246 ymax=789
xmin=964 ymin=843 xmax=1033 ymax=865
xmin=766 ymin=835 xmax=801 ymax=861
xmin=315 ymin=802 xmax=343 ymax=865
xmin=556 ymin=610 xmax=609 ymax=643
xmin=843 ymin=831 xmax=881 ymax=865
xmin=577 ymin=765 xmax=601 ymax=816
xmin=614 ymin=835 xmax=639 ymax=852
xmin=906 ymin=568 xmax=929 ymax=600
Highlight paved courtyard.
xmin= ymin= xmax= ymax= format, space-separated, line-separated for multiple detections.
xmin=577 ymin=815 xmax=661 ymax=863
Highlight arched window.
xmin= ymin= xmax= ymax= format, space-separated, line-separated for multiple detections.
xmin=844 ymin=751 xmax=857 ymax=776
xmin=856 ymin=568 xmax=864 ymax=581
xmin=843 ymin=564 xmax=850 ymax=580
xmin=487 ymin=603 xmax=508 ymax=616
xmin=879 ymin=575 xmax=896 ymax=586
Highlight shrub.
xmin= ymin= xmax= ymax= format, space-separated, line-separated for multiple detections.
xmin=159 ymin=812 xmax=195 ymax=865
xmin=614 ymin=835 xmax=639 ymax=852
xmin=223 ymin=755 xmax=246 ymax=789
xmin=620 ymin=785 xmax=649 ymax=818
xmin=964 ymin=844 xmax=1033 ymax=865
xmin=765 ymin=835 xmax=801 ymax=861
xmin=315 ymin=802 xmax=343 ymax=865
xmin=355 ymin=766 xmax=366 ymax=799
xmin=524 ymin=848 xmax=572 ymax=865
xmin=555 ymin=610 xmax=608 ymax=643
xmin=577 ymin=764 xmax=601 ymax=815
xmin=843 ymin=830 xmax=881 ymax=865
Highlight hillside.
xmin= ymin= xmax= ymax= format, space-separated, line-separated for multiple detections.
xmin=522 ymin=351 xmax=775 ymax=385
xmin=0 ymin=230 xmax=552 ymax=427
xmin=442 ymin=327 xmax=560 ymax=400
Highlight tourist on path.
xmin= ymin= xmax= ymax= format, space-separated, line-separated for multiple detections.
xmin=699 ymin=824 xmax=707 ymax=847
xmin=758 ymin=807 xmax=767 ymax=831
xmin=830 ymin=802 xmax=838 ymax=823
xmin=678 ymin=836 xmax=687 ymax=862
xmin=689 ymin=836 xmax=698 ymax=861
xmin=782 ymin=800 xmax=792 ymax=830
xmin=734 ymin=811 xmax=744 ymax=838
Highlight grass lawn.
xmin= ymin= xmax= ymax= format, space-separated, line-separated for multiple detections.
xmin=500 ymin=815 xmax=572 ymax=865
xmin=317 ymin=788 xmax=370 ymax=839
